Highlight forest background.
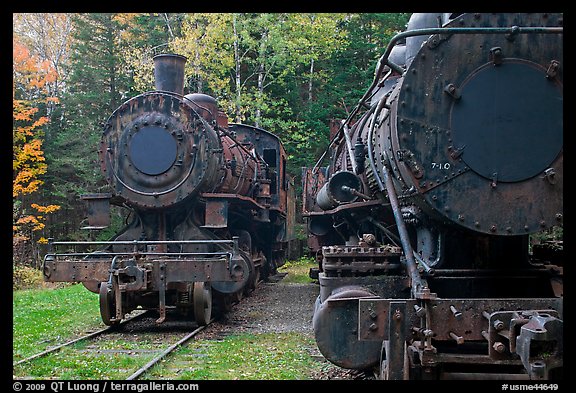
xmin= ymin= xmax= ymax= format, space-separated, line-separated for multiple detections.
xmin=13 ymin=13 xmax=411 ymax=268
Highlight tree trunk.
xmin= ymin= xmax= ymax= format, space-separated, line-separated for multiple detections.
xmin=256 ymin=63 xmax=264 ymax=128
xmin=308 ymin=58 xmax=314 ymax=101
xmin=233 ymin=14 xmax=242 ymax=122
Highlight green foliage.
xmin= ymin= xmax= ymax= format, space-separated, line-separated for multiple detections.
xmin=16 ymin=331 xmax=324 ymax=380
xmin=293 ymin=223 xmax=307 ymax=241
xmin=92 ymin=205 xmax=131 ymax=241
xmin=532 ymin=226 xmax=563 ymax=242
xmin=14 ymin=333 xmax=166 ymax=380
xmin=41 ymin=13 xmax=135 ymax=240
xmin=173 ymin=13 xmax=234 ymax=97
xmin=14 ymin=12 xmax=414 ymax=246
xmin=13 ymin=266 xmax=44 ymax=290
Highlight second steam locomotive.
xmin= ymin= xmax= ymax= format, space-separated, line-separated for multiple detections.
xmin=43 ymin=54 xmax=294 ymax=326
xmin=303 ymin=13 xmax=563 ymax=380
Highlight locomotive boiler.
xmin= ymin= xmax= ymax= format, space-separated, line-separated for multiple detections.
xmin=303 ymin=13 xmax=563 ymax=380
xmin=43 ymin=54 xmax=294 ymax=326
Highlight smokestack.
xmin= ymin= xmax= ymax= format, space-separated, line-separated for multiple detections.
xmin=153 ymin=53 xmax=187 ymax=95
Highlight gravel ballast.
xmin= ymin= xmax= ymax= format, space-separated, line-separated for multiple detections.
xmin=196 ymin=273 xmax=370 ymax=380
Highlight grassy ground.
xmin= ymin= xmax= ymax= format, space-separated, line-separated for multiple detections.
xmin=13 ymin=283 xmax=102 ymax=361
xmin=12 ymin=257 xmax=327 ymax=380
xmin=145 ymin=332 xmax=321 ymax=380
xmin=278 ymin=257 xmax=317 ymax=284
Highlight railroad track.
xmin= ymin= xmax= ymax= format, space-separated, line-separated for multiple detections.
xmin=126 ymin=322 xmax=210 ymax=380
xmin=13 ymin=312 xmax=212 ymax=380
xmin=13 ymin=311 xmax=149 ymax=368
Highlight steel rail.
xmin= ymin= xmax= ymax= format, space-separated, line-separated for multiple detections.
xmin=13 ymin=311 xmax=148 ymax=367
xmin=126 ymin=321 xmax=212 ymax=380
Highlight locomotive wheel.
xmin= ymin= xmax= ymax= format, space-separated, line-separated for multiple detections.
xmin=252 ymin=253 xmax=264 ymax=287
xmin=193 ymin=281 xmax=212 ymax=326
xmin=99 ymin=282 xmax=119 ymax=326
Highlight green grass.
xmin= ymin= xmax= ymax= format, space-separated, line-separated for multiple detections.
xmin=278 ymin=257 xmax=317 ymax=284
xmin=13 ymin=283 xmax=102 ymax=361
xmin=146 ymin=332 xmax=321 ymax=380
xmin=15 ymin=349 xmax=138 ymax=380
xmin=14 ymin=334 xmax=175 ymax=379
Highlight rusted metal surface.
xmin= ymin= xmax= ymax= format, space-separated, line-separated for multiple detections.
xmin=80 ymin=193 xmax=112 ymax=229
xmin=307 ymin=12 xmax=563 ymax=380
xmin=312 ymin=287 xmax=381 ymax=369
xmin=386 ymin=302 xmax=407 ymax=380
xmin=184 ymin=93 xmax=219 ymax=122
xmin=356 ymin=297 xmax=563 ymax=378
xmin=99 ymin=91 xmax=224 ymax=210
xmin=357 ymin=298 xmax=562 ymax=342
xmin=43 ymin=258 xmax=112 ymax=284
xmin=321 ymin=244 xmax=402 ymax=276
xmin=301 ymin=166 xmax=328 ymax=215
xmin=384 ymin=13 xmax=563 ymax=236
xmin=202 ymin=193 xmax=269 ymax=211
xmin=203 ymin=199 xmax=229 ymax=228
xmin=217 ymin=133 xmax=257 ymax=196
xmin=515 ymin=312 xmax=563 ymax=379
xmin=316 ymin=171 xmax=362 ymax=210
xmin=44 ymin=238 xmax=249 ymax=325
xmin=228 ymin=123 xmax=290 ymax=213
xmin=43 ymin=241 xmax=241 ymax=288
xmin=44 ymin=52 xmax=296 ymax=326
xmin=317 ymin=273 xmax=409 ymax=304
xmin=153 ymin=54 xmax=186 ymax=95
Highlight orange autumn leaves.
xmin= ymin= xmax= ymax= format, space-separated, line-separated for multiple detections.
xmin=13 ymin=38 xmax=60 ymax=239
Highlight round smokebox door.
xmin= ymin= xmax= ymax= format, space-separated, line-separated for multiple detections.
xmin=451 ymin=61 xmax=562 ymax=183
xmin=129 ymin=126 xmax=178 ymax=175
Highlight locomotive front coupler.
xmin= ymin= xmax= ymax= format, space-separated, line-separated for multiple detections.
xmin=107 ymin=255 xmax=148 ymax=292
xmin=101 ymin=255 xmax=148 ymax=324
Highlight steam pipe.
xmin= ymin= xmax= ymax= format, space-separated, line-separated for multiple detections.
xmin=367 ymin=94 xmax=427 ymax=298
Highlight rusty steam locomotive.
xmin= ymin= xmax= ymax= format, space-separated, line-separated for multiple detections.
xmin=43 ymin=54 xmax=294 ymax=326
xmin=303 ymin=13 xmax=563 ymax=380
